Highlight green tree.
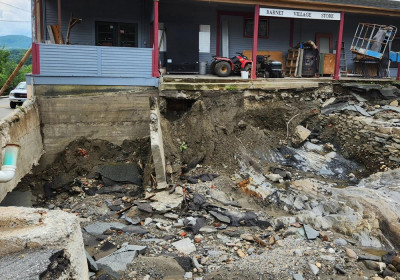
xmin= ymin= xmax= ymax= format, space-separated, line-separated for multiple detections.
xmin=0 ymin=48 xmax=32 ymax=95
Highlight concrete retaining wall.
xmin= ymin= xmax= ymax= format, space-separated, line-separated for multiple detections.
xmin=34 ymin=85 xmax=158 ymax=166
xmin=0 ymin=98 xmax=43 ymax=202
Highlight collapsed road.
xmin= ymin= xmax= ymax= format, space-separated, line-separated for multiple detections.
xmin=2 ymin=82 xmax=400 ymax=280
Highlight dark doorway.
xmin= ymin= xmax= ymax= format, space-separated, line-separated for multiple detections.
xmin=166 ymin=23 xmax=199 ymax=73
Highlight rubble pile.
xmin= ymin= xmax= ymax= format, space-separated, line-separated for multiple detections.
xmin=8 ymin=82 xmax=400 ymax=279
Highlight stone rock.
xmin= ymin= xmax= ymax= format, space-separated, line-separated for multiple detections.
xmin=334 ymin=238 xmax=348 ymax=246
xmin=84 ymin=222 xmax=126 ymax=235
xmin=309 ymin=263 xmax=319 ymax=275
xmin=382 ymin=268 xmax=394 ymax=278
xmin=382 ymin=251 xmax=396 ymax=264
xmin=184 ymin=272 xmax=193 ymax=279
xmin=390 ymin=100 xmax=398 ymax=107
xmin=303 ymin=225 xmax=319 ymax=240
xmin=120 ymin=225 xmax=149 ymax=235
xmin=346 ymin=248 xmax=357 ymax=259
xmin=137 ymin=203 xmax=153 ymax=213
xmin=237 ymin=249 xmax=245 ymax=258
xmin=363 ymin=260 xmax=383 ymax=271
xmin=265 ymin=173 xmax=283 ymax=182
xmin=384 ymin=276 xmax=395 ymax=280
xmin=85 ymin=250 xmax=98 ymax=272
xmin=164 ymin=213 xmax=179 ymax=220
xmin=151 ymin=191 xmax=183 ymax=213
xmin=358 ymin=254 xmax=381 ymax=262
xmin=293 ymin=273 xmax=304 ymax=280
xmin=172 ymin=238 xmax=196 ymax=255
xmin=392 ymin=256 xmax=400 ymax=271
xmin=292 ymin=126 xmax=311 ymax=146
xmin=96 ymin=245 xmax=145 ymax=278
xmin=209 ymin=211 xmax=231 ymax=224
xmin=175 ymin=256 xmax=193 ymax=272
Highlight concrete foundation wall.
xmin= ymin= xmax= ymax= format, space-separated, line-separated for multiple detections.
xmin=0 ymin=98 xmax=43 ymax=202
xmin=35 ymin=85 xmax=158 ymax=166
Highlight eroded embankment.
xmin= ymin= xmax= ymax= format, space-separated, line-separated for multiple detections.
xmin=7 ymin=82 xmax=400 ymax=280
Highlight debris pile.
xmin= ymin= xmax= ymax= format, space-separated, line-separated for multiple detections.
xmin=7 ymin=82 xmax=400 ymax=279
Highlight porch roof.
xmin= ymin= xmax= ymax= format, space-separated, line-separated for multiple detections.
xmin=196 ymin=0 xmax=400 ymax=17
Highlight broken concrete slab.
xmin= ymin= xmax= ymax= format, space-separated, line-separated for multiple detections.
xmin=0 ymin=249 xmax=61 ymax=279
xmin=97 ymin=245 xmax=147 ymax=278
xmin=209 ymin=210 xmax=231 ymax=224
xmin=93 ymin=241 xmax=118 ymax=261
xmin=292 ymin=126 xmax=311 ymax=146
xmin=303 ymin=225 xmax=319 ymax=240
xmin=150 ymin=189 xmax=184 ymax=213
xmin=0 ymin=207 xmax=88 ymax=279
xmin=172 ymin=238 xmax=196 ymax=255
xmin=150 ymin=97 xmax=168 ymax=189
xmin=84 ymin=222 xmax=126 ymax=235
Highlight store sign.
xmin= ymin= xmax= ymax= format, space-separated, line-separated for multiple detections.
xmin=260 ymin=8 xmax=341 ymax=21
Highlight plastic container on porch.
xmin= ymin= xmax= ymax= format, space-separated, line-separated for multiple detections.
xmin=199 ymin=62 xmax=207 ymax=75
xmin=241 ymin=70 xmax=249 ymax=79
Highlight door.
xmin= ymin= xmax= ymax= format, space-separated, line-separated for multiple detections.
xmin=316 ymin=33 xmax=333 ymax=54
xmin=221 ymin=20 xmax=229 ymax=57
xmin=166 ymin=23 xmax=199 ymax=73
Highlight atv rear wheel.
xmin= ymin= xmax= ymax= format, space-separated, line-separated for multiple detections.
xmin=210 ymin=61 xmax=216 ymax=75
xmin=215 ymin=61 xmax=231 ymax=77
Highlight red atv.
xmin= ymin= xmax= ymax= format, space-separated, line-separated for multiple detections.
xmin=210 ymin=52 xmax=252 ymax=77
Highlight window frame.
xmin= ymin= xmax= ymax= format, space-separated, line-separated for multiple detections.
xmin=243 ymin=17 xmax=269 ymax=39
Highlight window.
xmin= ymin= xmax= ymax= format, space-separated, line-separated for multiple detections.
xmin=96 ymin=22 xmax=138 ymax=47
xmin=244 ymin=18 xmax=268 ymax=38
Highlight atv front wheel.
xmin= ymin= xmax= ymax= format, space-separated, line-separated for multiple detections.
xmin=215 ymin=61 xmax=231 ymax=77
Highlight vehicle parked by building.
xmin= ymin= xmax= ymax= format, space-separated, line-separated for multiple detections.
xmin=9 ymin=82 xmax=27 ymax=109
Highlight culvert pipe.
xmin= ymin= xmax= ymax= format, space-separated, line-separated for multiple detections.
xmin=0 ymin=144 xmax=20 ymax=183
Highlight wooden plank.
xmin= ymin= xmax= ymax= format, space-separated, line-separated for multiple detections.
xmin=322 ymin=53 xmax=336 ymax=75
xmin=243 ymin=50 xmax=284 ymax=64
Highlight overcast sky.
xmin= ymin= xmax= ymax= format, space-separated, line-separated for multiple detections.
xmin=0 ymin=0 xmax=31 ymax=37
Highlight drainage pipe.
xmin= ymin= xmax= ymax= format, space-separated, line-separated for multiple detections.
xmin=0 ymin=144 xmax=20 ymax=183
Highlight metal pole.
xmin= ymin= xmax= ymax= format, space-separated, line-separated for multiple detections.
xmin=251 ymin=4 xmax=260 ymax=80
xmin=333 ymin=12 xmax=345 ymax=80
xmin=152 ymin=0 xmax=160 ymax=78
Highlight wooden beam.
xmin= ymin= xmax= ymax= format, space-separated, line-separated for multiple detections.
xmin=195 ymin=0 xmax=400 ymax=17
xmin=0 ymin=47 xmax=32 ymax=96
xmin=57 ymin=0 xmax=62 ymax=44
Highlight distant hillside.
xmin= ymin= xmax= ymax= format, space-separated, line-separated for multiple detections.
xmin=0 ymin=35 xmax=31 ymax=49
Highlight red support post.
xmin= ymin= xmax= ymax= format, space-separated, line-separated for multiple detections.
xmin=152 ymin=0 xmax=160 ymax=78
xmin=251 ymin=4 xmax=260 ymax=80
xmin=32 ymin=43 xmax=40 ymax=75
xmin=333 ymin=11 xmax=345 ymax=80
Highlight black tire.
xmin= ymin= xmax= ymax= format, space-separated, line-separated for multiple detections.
xmin=215 ymin=61 xmax=231 ymax=77
xmin=10 ymin=102 xmax=16 ymax=109
xmin=210 ymin=61 xmax=216 ymax=75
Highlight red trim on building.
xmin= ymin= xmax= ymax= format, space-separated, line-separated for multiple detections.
xmin=32 ymin=43 xmax=40 ymax=75
xmin=152 ymin=0 xmax=160 ymax=78
xmin=333 ymin=11 xmax=344 ymax=80
xmin=251 ymin=4 xmax=260 ymax=80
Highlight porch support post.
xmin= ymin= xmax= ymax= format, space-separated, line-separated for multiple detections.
xmin=153 ymin=0 xmax=160 ymax=78
xmin=251 ymin=4 xmax=260 ymax=80
xmin=57 ymin=0 xmax=62 ymax=44
xmin=333 ymin=11 xmax=344 ymax=80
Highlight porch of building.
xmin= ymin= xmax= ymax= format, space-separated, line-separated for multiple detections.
xmin=29 ymin=0 xmax=400 ymax=88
